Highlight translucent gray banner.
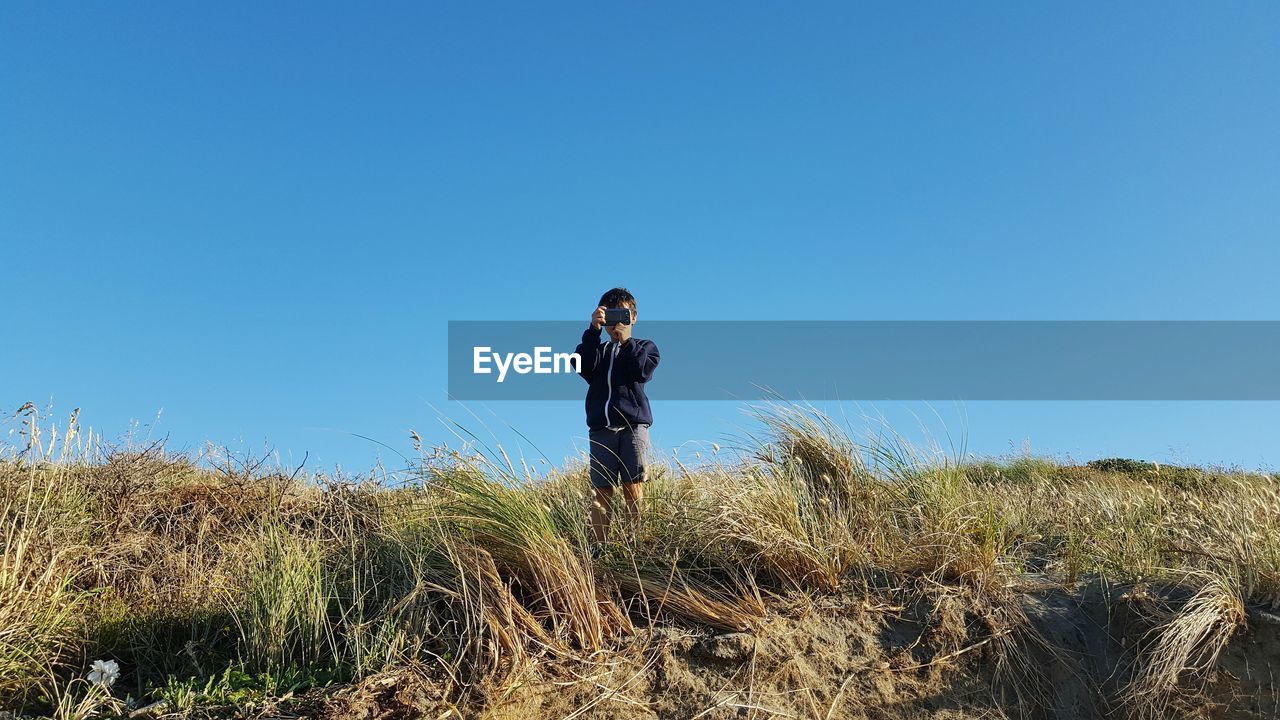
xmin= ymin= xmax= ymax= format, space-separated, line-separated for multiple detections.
xmin=447 ymin=321 xmax=1280 ymax=400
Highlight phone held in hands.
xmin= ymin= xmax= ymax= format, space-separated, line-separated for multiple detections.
xmin=605 ymin=308 xmax=632 ymax=326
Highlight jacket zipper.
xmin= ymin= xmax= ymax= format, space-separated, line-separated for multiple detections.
xmin=603 ymin=342 xmax=620 ymax=428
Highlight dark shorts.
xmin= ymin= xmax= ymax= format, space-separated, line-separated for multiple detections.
xmin=589 ymin=424 xmax=650 ymax=489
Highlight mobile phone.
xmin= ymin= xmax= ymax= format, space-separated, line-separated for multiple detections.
xmin=604 ymin=308 xmax=632 ymax=326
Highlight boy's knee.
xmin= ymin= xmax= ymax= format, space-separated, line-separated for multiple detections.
xmin=621 ymin=481 xmax=644 ymax=502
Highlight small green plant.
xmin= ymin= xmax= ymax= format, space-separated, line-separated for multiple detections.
xmin=152 ymin=662 xmax=350 ymax=713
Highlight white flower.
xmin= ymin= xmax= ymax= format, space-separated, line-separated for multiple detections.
xmin=87 ymin=659 xmax=120 ymax=688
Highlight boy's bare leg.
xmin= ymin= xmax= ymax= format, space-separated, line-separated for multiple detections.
xmin=590 ymin=486 xmax=614 ymax=546
xmin=620 ymin=481 xmax=644 ymax=543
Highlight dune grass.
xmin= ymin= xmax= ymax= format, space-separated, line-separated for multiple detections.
xmin=1 ymin=402 xmax=1276 ymax=717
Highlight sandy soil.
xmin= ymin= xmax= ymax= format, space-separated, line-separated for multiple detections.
xmin=289 ymin=581 xmax=1280 ymax=720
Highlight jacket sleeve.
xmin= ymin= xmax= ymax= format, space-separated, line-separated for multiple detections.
xmin=575 ymin=326 xmax=603 ymax=382
xmin=614 ymin=339 xmax=660 ymax=383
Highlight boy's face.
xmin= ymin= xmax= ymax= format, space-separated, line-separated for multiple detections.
xmin=605 ymin=303 xmax=636 ymax=343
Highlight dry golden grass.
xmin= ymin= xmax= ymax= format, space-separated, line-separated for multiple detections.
xmin=1 ymin=402 xmax=1276 ymax=717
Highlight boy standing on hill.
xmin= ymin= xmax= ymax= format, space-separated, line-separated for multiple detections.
xmin=575 ymin=287 xmax=660 ymax=558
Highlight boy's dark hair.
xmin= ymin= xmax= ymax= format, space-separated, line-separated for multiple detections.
xmin=598 ymin=287 xmax=637 ymax=311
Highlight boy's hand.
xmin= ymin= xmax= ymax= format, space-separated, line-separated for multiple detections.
xmin=608 ymin=322 xmax=632 ymax=343
xmin=591 ymin=306 xmax=607 ymax=330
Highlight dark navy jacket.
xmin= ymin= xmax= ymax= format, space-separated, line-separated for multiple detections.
xmin=575 ymin=327 xmax=660 ymax=430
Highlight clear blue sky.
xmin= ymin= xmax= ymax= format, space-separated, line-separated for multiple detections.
xmin=4 ymin=2 xmax=1278 ymax=475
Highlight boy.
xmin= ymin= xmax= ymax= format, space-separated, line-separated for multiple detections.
xmin=575 ymin=287 xmax=660 ymax=558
